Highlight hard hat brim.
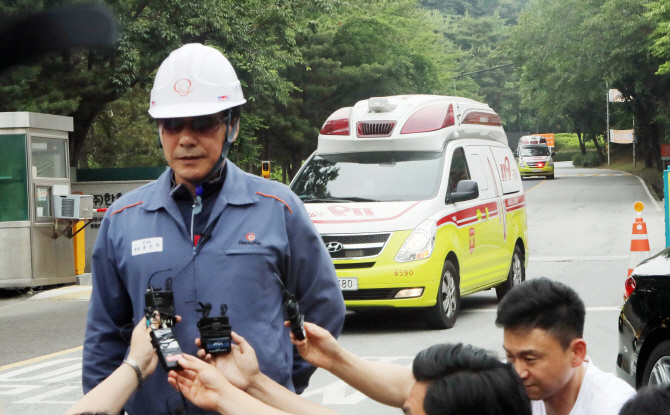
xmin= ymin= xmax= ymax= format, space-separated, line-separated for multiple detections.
xmin=148 ymin=100 xmax=246 ymax=119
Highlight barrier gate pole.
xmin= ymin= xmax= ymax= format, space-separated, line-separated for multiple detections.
xmin=665 ymin=168 xmax=670 ymax=247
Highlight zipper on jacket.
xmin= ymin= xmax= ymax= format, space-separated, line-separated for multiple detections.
xmin=191 ymin=194 xmax=202 ymax=256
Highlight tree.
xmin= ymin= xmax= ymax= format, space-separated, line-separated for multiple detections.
xmin=0 ymin=0 xmax=333 ymax=168
xmin=259 ymin=0 xmax=466 ymax=182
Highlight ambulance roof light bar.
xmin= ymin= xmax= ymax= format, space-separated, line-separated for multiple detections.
xmin=401 ymin=103 xmax=455 ymax=134
xmin=320 ymin=107 xmax=351 ymax=136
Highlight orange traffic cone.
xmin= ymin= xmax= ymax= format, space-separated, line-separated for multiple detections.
xmin=628 ymin=201 xmax=651 ymax=277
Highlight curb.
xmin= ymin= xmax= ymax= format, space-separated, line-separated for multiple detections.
xmin=76 ymin=273 xmax=92 ymax=286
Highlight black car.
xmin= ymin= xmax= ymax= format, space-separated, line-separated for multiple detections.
xmin=617 ymin=247 xmax=670 ymax=388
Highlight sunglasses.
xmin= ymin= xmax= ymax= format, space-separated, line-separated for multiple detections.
xmin=159 ymin=114 xmax=228 ymax=135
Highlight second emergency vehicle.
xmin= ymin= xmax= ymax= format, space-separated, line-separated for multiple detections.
xmin=290 ymin=95 xmax=529 ymax=329
xmin=516 ymin=135 xmax=555 ymax=179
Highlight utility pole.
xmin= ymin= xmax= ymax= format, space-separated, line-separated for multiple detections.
xmin=633 ymin=115 xmax=637 ymax=167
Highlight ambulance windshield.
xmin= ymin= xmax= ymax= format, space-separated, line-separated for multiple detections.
xmin=520 ymin=145 xmax=550 ymax=157
xmin=291 ymin=151 xmax=444 ymax=202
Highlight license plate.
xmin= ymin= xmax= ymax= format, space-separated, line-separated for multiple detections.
xmin=338 ymin=278 xmax=358 ymax=291
xmin=532 ymin=169 xmax=543 ymax=172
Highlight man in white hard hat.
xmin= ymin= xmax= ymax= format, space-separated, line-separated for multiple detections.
xmin=82 ymin=43 xmax=345 ymax=414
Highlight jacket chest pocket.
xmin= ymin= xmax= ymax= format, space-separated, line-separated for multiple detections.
xmin=221 ymin=247 xmax=279 ymax=292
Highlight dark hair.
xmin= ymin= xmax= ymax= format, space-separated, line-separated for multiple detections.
xmin=413 ymin=343 xmax=531 ymax=415
xmin=495 ymin=278 xmax=585 ymax=349
xmin=620 ymin=385 xmax=670 ymax=415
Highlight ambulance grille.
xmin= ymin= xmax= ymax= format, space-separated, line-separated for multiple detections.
xmin=61 ymin=199 xmax=75 ymax=217
xmin=357 ymin=121 xmax=396 ymax=137
xmin=322 ymin=233 xmax=391 ymax=259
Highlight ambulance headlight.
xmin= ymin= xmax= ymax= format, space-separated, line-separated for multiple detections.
xmin=518 ymin=160 xmax=526 ymax=167
xmin=395 ymin=220 xmax=437 ymax=263
xmin=547 ymin=159 xmax=553 ymax=166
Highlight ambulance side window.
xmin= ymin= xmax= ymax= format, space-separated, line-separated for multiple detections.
xmin=448 ymin=147 xmax=470 ymax=193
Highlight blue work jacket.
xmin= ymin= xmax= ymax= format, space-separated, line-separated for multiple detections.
xmin=82 ymin=161 xmax=345 ymax=414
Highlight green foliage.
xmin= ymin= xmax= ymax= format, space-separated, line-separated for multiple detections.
xmin=0 ymin=0 xmax=333 ymax=167
xmin=647 ymin=0 xmax=670 ymax=74
xmin=420 ymin=0 xmax=529 ymax=23
xmin=505 ymin=0 xmax=670 ymax=169
xmin=572 ymin=152 xmax=602 ymax=167
xmin=259 ymin=0 xmax=466 ymax=181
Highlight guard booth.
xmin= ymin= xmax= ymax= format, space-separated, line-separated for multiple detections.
xmin=0 ymin=112 xmax=91 ymax=288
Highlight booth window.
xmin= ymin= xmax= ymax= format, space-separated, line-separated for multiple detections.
xmin=34 ymin=186 xmax=52 ymax=220
xmin=0 ymin=135 xmax=29 ymax=222
xmin=31 ymin=138 xmax=67 ymax=178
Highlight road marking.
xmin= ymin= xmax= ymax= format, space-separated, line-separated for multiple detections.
xmin=13 ymin=385 xmax=79 ymax=404
xmin=0 ymin=347 xmax=82 ymax=372
xmin=525 ymin=180 xmax=546 ymax=194
xmin=634 ymin=175 xmax=662 ymax=212
xmin=0 ymin=384 xmax=42 ymax=396
xmin=28 ymin=286 xmax=91 ymax=301
xmin=530 ymin=255 xmax=628 ymax=262
xmin=0 ymin=359 xmax=81 ymax=381
xmin=466 ymin=306 xmax=620 ymax=313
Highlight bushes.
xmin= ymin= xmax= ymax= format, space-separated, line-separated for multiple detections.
xmin=572 ymin=152 xmax=602 ymax=167
xmin=553 ymin=151 xmax=579 ymax=162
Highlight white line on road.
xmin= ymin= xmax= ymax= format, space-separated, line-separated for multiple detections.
xmin=13 ymin=385 xmax=79 ymax=404
xmin=635 ymin=175 xmax=662 ymax=212
xmin=530 ymin=255 xmax=628 ymax=262
xmin=27 ymin=286 xmax=91 ymax=301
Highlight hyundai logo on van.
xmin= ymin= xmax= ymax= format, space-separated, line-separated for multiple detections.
xmin=326 ymin=242 xmax=344 ymax=253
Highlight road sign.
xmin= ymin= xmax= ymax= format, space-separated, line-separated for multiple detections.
xmin=610 ymin=129 xmax=634 ymax=144
xmin=537 ymin=133 xmax=555 ymax=147
xmin=661 ymin=144 xmax=670 ymax=161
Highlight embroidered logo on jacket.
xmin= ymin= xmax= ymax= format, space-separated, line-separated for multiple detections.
xmin=239 ymin=233 xmax=261 ymax=245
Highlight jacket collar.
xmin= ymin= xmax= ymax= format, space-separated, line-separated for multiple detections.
xmin=142 ymin=160 xmax=258 ymax=213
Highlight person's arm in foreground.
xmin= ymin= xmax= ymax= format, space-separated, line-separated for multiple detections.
xmin=197 ymin=333 xmax=340 ymax=415
xmin=169 ymin=354 xmax=315 ymax=415
xmin=65 ymin=318 xmax=157 ymax=415
xmin=291 ymin=322 xmax=415 ymax=408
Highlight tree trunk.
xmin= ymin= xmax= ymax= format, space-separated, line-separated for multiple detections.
xmin=282 ymin=157 xmax=289 ymax=185
xmin=289 ymin=150 xmax=302 ymax=182
xmin=591 ymin=133 xmax=604 ymax=160
xmin=70 ymin=101 xmax=108 ymax=168
xmin=576 ymin=127 xmax=586 ymax=155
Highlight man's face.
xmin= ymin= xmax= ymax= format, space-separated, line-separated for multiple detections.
xmin=159 ymin=114 xmax=230 ymax=187
xmin=503 ymin=326 xmax=583 ymax=401
xmin=403 ymin=381 xmax=428 ymax=415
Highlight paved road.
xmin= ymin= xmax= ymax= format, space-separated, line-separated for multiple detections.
xmin=0 ymin=161 xmax=665 ymax=414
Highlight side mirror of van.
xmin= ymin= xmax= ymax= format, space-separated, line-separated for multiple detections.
xmin=552 ymin=151 xmax=556 ymax=157
xmin=513 ymin=151 xmax=518 ymax=157
xmin=447 ymin=180 xmax=479 ymax=204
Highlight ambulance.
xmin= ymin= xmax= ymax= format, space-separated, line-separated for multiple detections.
xmin=290 ymin=95 xmax=528 ymax=329
xmin=516 ymin=135 xmax=555 ymax=179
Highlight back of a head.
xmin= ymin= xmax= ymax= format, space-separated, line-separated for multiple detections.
xmin=495 ymin=278 xmax=585 ymax=349
xmin=620 ymin=385 xmax=670 ymax=415
xmin=413 ymin=343 xmax=531 ymax=415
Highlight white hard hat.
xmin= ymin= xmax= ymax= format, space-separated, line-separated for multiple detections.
xmin=148 ymin=43 xmax=246 ymax=119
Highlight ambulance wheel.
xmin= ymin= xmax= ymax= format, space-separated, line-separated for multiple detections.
xmin=496 ymin=246 xmax=525 ymax=301
xmin=548 ymin=174 xmax=555 ymax=179
xmin=425 ymin=260 xmax=460 ymax=330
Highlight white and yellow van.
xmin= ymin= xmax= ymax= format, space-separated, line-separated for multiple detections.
xmin=290 ymin=95 xmax=528 ymax=329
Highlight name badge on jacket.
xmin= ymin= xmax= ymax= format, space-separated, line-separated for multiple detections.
xmin=132 ymin=237 xmax=163 ymax=256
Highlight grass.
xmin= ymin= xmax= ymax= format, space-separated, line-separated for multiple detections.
xmin=553 ymin=133 xmax=665 ymax=200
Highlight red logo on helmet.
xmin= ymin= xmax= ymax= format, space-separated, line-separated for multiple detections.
xmin=174 ymin=79 xmax=193 ymax=97
xmin=246 ymin=233 xmax=255 ymax=242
